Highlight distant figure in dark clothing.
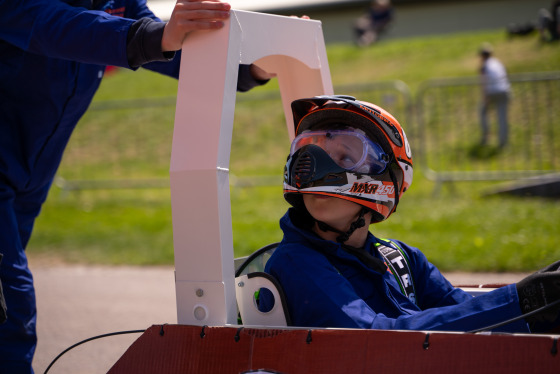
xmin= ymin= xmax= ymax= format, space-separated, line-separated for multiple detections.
xmin=538 ymin=0 xmax=560 ymax=41
xmin=354 ymin=0 xmax=394 ymax=47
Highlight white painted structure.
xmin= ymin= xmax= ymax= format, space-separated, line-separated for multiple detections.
xmin=148 ymin=0 xmax=365 ymax=20
xmin=170 ymin=10 xmax=333 ymax=325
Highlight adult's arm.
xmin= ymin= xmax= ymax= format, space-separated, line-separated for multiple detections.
xmin=0 ymin=0 xmax=136 ymax=67
xmin=0 ymin=0 xmax=228 ymax=67
xmin=0 ymin=0 xmax=268 ymax=89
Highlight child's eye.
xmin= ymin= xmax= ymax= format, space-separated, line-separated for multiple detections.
xmin=337 ymin=154 xmax=356 ymax=169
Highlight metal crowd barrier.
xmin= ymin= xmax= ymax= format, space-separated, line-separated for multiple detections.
xmin=416 ymin=72 xmax=560 ymax=185
xmin=56 ymin=74 xmax=559 ymax=192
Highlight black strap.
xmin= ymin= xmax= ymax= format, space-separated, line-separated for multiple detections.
xmin=376 ymin=240 xmax=417 ymax=305
xmin=340 ymin=244 xmax=387 ymax=274
xmin=316 ymin=207 xmax=368 ymax=244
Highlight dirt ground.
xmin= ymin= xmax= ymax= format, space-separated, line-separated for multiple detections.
xmin=29 ymin=261 xmax=530 ymax=374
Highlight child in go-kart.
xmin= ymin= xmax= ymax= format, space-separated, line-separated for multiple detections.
xmin=261 ymin=95 xmax=560 ymax=333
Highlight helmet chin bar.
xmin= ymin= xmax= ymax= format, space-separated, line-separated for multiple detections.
xmin=290 ymin=144 xmax=348 ymax=188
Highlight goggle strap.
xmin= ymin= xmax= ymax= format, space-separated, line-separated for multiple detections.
xmin=387 ymin=159 xmax=400 ymax=213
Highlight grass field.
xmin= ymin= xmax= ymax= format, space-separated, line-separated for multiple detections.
xmin=27 ymin=29 xmax=560 ymax=272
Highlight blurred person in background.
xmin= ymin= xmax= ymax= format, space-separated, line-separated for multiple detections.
xmin=538 ymin=0 xmax=560 ymax=42
xmin=354 ymin=0 xmax=394 ymax=47
xmin=478 ymin=42 xmax=511 ymax=149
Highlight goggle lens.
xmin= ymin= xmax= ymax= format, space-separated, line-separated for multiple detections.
xmin=290 ymin=130 xmax=388 ymax=174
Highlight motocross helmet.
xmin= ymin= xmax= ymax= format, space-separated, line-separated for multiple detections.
xmin=284 ymin=95 xmax=413 ymax=223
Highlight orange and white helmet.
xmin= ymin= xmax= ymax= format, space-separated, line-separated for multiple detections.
xmin=284 ymin=95 xmax=413 ymax=223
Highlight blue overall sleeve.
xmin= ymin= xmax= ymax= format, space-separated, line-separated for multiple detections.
xmin=266 ymin=242 xmax=529 ymax=333
xmin=0 ymin=0 xmax=135 ymax=67
xmin=0 ymin=0 xmax=267 ymax=87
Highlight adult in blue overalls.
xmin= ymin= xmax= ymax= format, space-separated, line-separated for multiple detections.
xmin=0 ymin=1 xmax=270 ymax=371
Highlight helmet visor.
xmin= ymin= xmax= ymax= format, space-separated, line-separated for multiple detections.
xmin=290 ymin=129 xmax=389 ymax=174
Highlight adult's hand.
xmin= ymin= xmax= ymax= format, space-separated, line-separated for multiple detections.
xmin=162 ymin=0 xmax=231 ymax=52
xmin=249 ymin=64 xmax=276 ymax=81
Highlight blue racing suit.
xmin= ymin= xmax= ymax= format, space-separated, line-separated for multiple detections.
xmin=0 ymin=1 xmax=265 ymax=371
xmin=263 ymin=209 xmax=530 ymax=333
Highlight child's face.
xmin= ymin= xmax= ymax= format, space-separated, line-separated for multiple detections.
xmin=303 ymin=194 xmax=363 ymax=232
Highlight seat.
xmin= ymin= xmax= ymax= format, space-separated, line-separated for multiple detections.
xmin=234 ymin=243 xmax=291 ymax=326
xmin=235 ymin=242 xmax=279 ymax=277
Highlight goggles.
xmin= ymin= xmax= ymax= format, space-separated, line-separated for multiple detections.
xmin=290 ymin=129 xmax=389 ymax=174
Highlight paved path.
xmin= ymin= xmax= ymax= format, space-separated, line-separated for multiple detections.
xmin=30 ymin=261 xmax=529 ymax=374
